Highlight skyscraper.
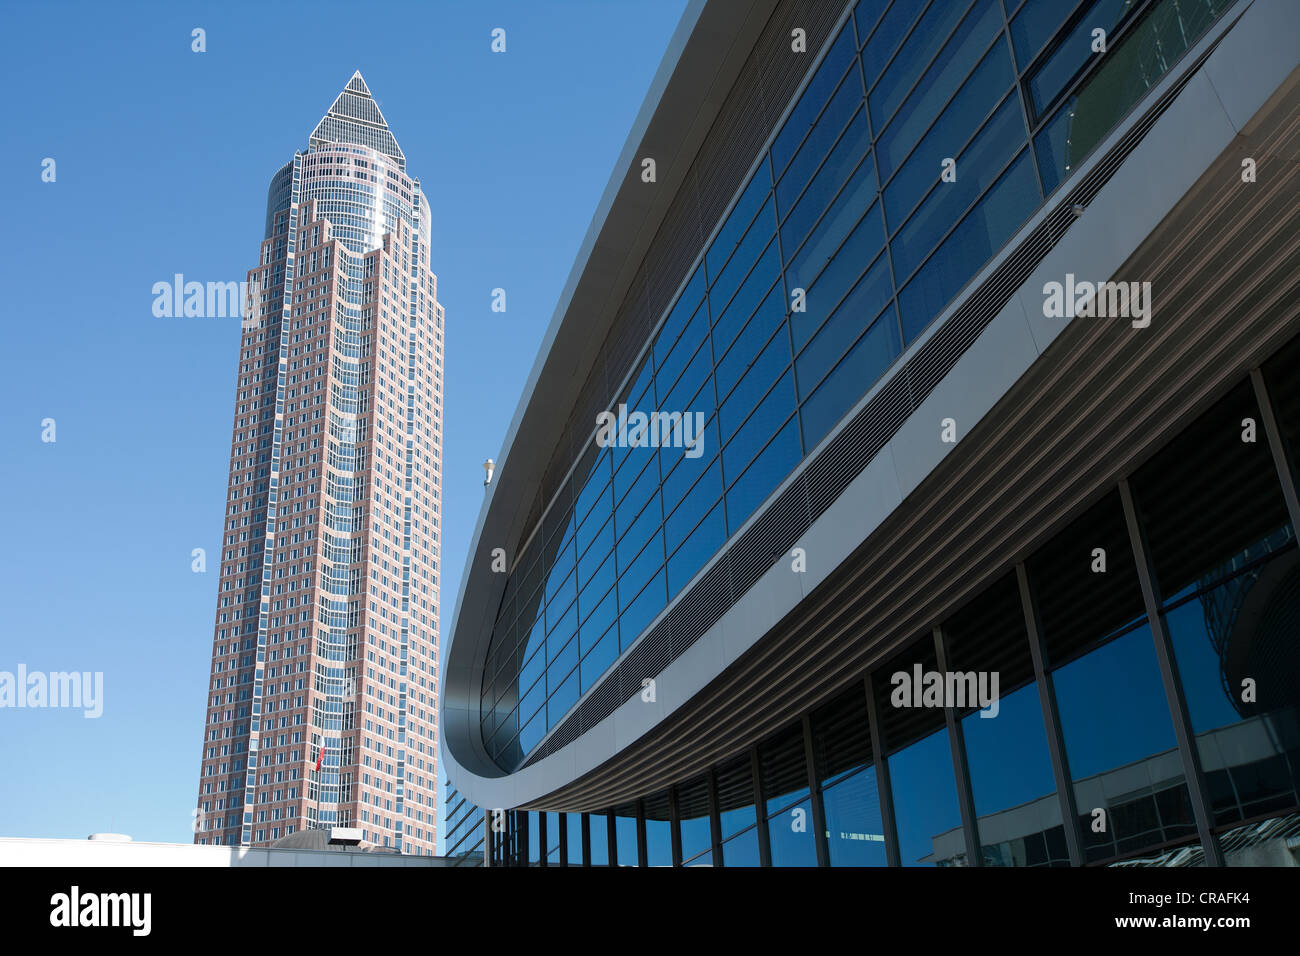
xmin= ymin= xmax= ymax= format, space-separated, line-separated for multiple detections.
xmin=194 ymin=72 xmax=444 ymax=855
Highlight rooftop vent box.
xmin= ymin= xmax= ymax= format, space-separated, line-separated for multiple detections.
xmin=328 ymin=827 xmax=363 ymax=846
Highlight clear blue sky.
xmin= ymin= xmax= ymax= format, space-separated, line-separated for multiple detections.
xmin=0 ymin=0 xmax=687 ymax=844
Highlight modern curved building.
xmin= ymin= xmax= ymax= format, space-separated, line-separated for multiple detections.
xmin=441 ymin=0 xmax=1300 ymax=866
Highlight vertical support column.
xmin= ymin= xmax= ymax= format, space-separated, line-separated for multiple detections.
xmin=934 ymin=626 xmax=982 ymax=867
xmin=802 ymin=714 xmax=829 ymax=867
xmin=636 ymin=800 xmax=648 ymax=868
xmin=606 ymin=813 xmax=617 ymax=867
xmin=1251 ymin=368 xmax=1300 ymax=531
xmin=482 ymin=808 xmax=493 ymax=867
xmin=864 ymin=672 xmax=900 ymax=867
xmin=1119 ymin=479 xmax=1224 ymax=866
xmin=538 ymin=812 xmax=548 ymax=868
xmin=558 ymin=813 xmax=568 ymax=867
xmin=752 ymin=747 xmax=771 ymax=867
xmin=707 ymin=767 xmax=723 ymax=867
xmin=1017 ymin=563 xmax=1083 ymax=866
xmin=581 ymin=812 xmax=591 ymax=867
xmin=668 ymin=786 xmax=683 ymax=867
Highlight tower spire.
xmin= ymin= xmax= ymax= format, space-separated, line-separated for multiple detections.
xmin=308 ymin=70 xmax=406 ymax=170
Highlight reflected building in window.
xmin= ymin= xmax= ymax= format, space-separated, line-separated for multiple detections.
xmin=440 ymin=0 xmax=1300 ymax=866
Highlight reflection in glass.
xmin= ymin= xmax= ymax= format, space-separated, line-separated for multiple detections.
xmin=945 ymin=574 xmax=1066 ymax=866
xmin=613 ymin=803 xmax=639 ymax=867
xmin=677 ymin=776 xmax=713 ymax=866
xmin=644 ymin=791 xmax=673 ymax=866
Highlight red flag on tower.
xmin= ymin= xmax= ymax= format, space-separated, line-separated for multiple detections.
xmin=314 ymin=744 xmax=324 ymax=772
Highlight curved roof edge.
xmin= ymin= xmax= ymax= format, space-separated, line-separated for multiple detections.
xmin=441 ymin=0 xmax=780 ymax=791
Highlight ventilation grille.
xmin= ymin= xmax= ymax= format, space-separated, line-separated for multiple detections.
xmin=520 ymin=32 xmax=1211 ymax=769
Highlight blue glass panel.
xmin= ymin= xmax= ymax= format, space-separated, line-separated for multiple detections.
xmin=768 ymin=798 xmax=818 ymax=865
xmin=620 ymin=570 xmax=667 ymax=649
xmin=780 ymin=109 xmax=873 ymax=261
xmin=861 ymin=0 xmax=929 ymax=85
xmin=677 ymin=778 xmax=712 ymax=864
xmin=891 ymin=96 xmax=1025 ymax=281
xmin=824 ymin=767 xmax=888 ymax=865
xmin=617 ymin=451 xmax=660 ymax=522
xmin=614 ymin=811 xmax=639 ymax=867
xmin=616 ymin=500 xmax=661 ymax=578
xmin=618 ymin=527 xmax=663 ymax=602
xmin=645 ymin=804 xmax=673 ymax=867
xmin=574 ymin=450 xmax=611 ymax=523
xmin=1052 ymin=622 xmax=1198 ymax=861
xmin=547 ymin=634 xmax=578 ymax=694
xmin=875 ymin=0 xmax=1003 ymax=182
xmin=588 ymin=814 xmax=610 ymax=865
xmin=652 ymin=268 xmax=706 ymax=368
xmin=519 ymin=641 xmax=544 ymax=700
xmin=575 ymin=495 xmax=612 ymax=561
xmin=580 ymin=625 xmax=618 ymax=693
xmin=889 ymin=726 xmax=964 ymax=866
xmin=725 ymin=414 xmax=801 ymax=532
xmin=962 ymin=682 xmax=1064 ymax=864
xmin=612 ymin=443 xmax=655 ymax=512
xmin=897 ymin=149 xmax=1038 ymax=344
xmin=706 ymin=158 xmax=772 ymax=283
xmin=547 ymin=667 xmax=580 ymax=728
xmin=565 ymin=813 xmax=584 ymax=865
xmin=544 ymin=572 xmax=575 ymax=633
xmin=721 ymin=828 xmax=761 ymax=866
xmin=772 ymin=27 xmax=857 ymax=176
xmin=786 ymin=174 xmax=881 ymax=296
xmin=545 ymin=600 xmax=576 ymax=662
xmin=796 ymin=256 xmax=894 ymax=398
xmin=712 ymin=242 xmax=781 ymax=360
xmin=714 ymin=282 xmax=787 ymax=401
xmin=664 ymin=458 xmax=723 ymax=556
xmin=790 ymin=210 xmax=889 ymax=354
xmin=661 ymin=416 xmax=720 ymax=515
xmin=1033 ymin=101 xmax=1072 ymax=194
xmin=521 ymin=614 xmax=545 ymax=667
xmin=622 ymin=356 xmax=653 ymax=411
xmin=667 ymin=500 xmax=726 ymax=596
xmin=577 ymin=549 xmax=615 ymax=622
xmin=800 ymin=304 xmax=900 ymax=451
xmin=658 ymin=336 xmax=714 ymax=423
xmin=1010 ymin=0 xmax=1083 ymax=66
xmin=709 ymin=197 xmax=776 ymax=312
xmin=882 ymin=43 xmax=1015 ymax=230
xmin=775 ymin=69 xmax=865 ymax=217
xmin=870 ymin=0 xmax=978 ymax=128
xmin=542 ymin=536 xmax=574 ymax=603
xmin=723 ymin=369 xmax=796 ymax=483
xmin=1033 ymin=0 xmax=1232 ymax=193
xmin=578 ymin=581 xmax=616 ymax=652
xmin=653 ymin=300 xmax=709 ymax=400
xmin=1027 ymin=0 xmax=1133 ymax=117
xmin=720 ymin=335 xmax=792 ymax=445
xmin=519 ymin=681 xmax=546 ymax=734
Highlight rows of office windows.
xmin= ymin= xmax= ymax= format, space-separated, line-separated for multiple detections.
xmin=479 ymin=0 xmax=1243 ymax=770
xmin=488 ymin=341 xmax=1300 ymax=865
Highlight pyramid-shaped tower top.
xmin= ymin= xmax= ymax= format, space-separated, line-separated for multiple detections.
xmin=308 ymin=70 xmax=406 ymax=171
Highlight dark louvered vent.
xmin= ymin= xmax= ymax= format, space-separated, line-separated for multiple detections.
xmin=520 ymin=7 xmax=1219 ymax=770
